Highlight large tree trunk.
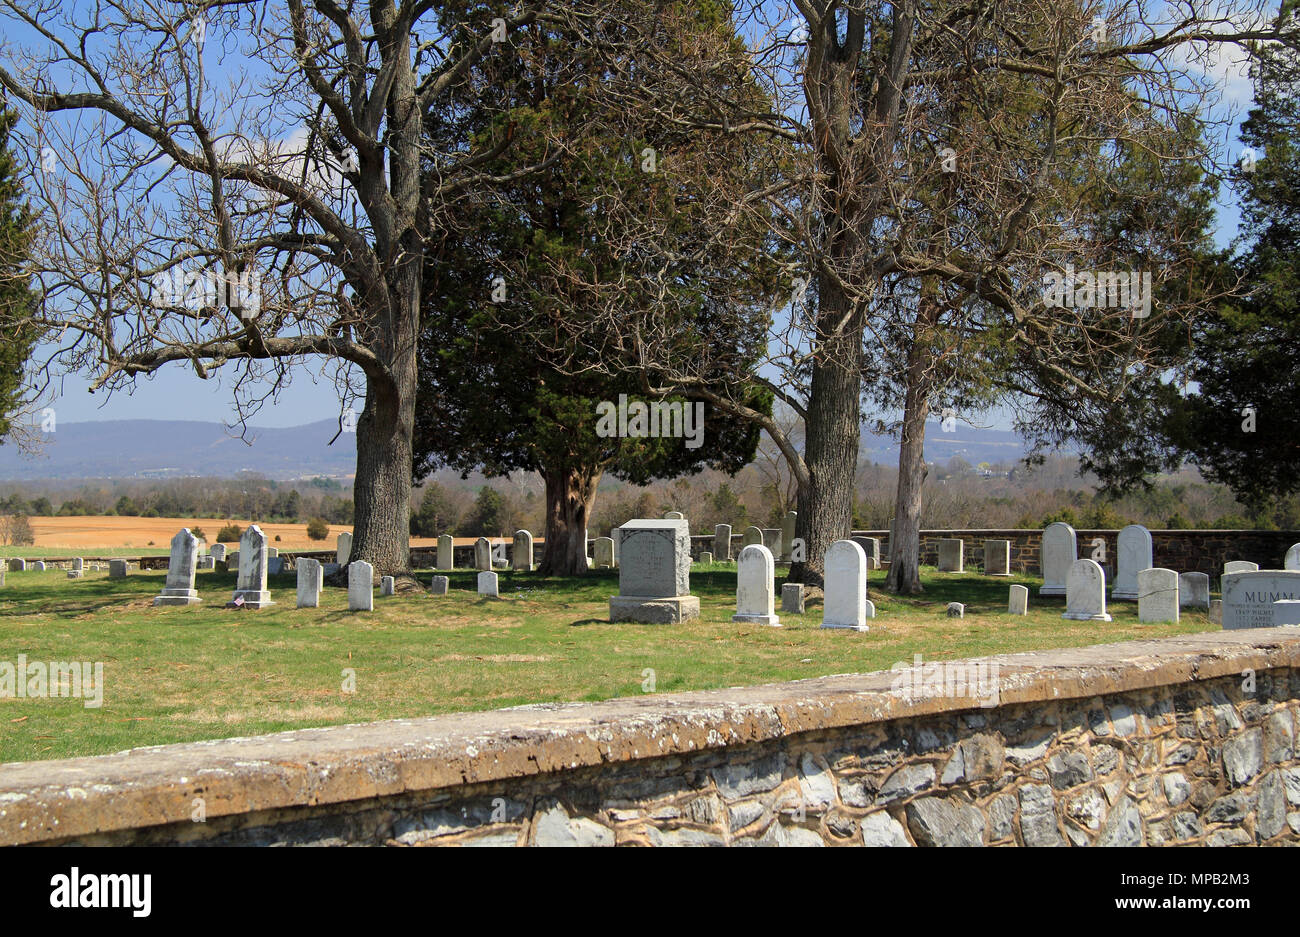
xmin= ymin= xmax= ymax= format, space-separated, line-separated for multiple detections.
xmin=788 ymin=278 xmax=862 ymax=588
xmin=537 ymin=464 xmax=602 ymax=576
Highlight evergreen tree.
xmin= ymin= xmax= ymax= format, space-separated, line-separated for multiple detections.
xmin=0 ymin=102 xmax=37 ymax=444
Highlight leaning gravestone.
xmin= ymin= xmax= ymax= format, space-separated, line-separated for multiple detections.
xmin=1039 ymin=523 xmax=1076 ymax=597
xmin=1221 ymin=570 xmax=1300 ymax=630
xmin=1286 ymin=543 xmax=1300 ymax=571
xmin=297 ymin=558 xmax=323 ymax=608
xmin=513 ymin=530 xmax=534 ymax=571
xmin=733 ymin=544 xmax=779 ymax=626
xmin=593 ymin=537 xmax=615 ymax=569
xmin=1008 ymin=584 xmax=1028 ymax=615
xmin=474 ymin=537 xmax=492 ymax=572
xmin=984 ymin=540 xmax=1012 ymax=576
xmin=937 ymin=538 xmax=964 ymax=573
xmin=478 ymin=570 xmax=499 ymax=598
xmin=714 ymin=524 xmax=732 ymax=562
xmin=437 ymin=534 xmax=454 ymax=570
xmin=821 ymin=539 xmax=869 ymax=631
xmin=1178 ymin=572 xmax=1210 ymax=610
xmin=227 ymin=525 xmax=274 ymax=609
xmin=1112 ymin=525 xmax=1152 ymax=601
xmin=1062 ymin=559 xmax=1112 ymax=621
xmin=780 ymin=512 xmax=797 ymax=561
xmin=1224 ymin=560 xmax=1259 ymax=576
xmin=742 ymin=526 xmax=763 ymax=547
xmin=153 ymin=528 xmax=202 ymax=606
xmin=782 ymin=583 xmax=805 ymax=614
xmin=348 ymin=561 xmax=374 ymax=611
xmin=609 ymin=519 xmax=699 ymax=623
xmin=108 ymin=559 xmax=127 ymax=579
xmin=1137 ymin=567 xmax=1179 ymax=623
xmin=336 ymin=531 xmax=352 ymax=566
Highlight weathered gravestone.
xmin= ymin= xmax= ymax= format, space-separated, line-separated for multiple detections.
xmin=437 ymin=534 xmax=454 ymax=570
xmin=1062 ymin=559 xmax=1112 ymax=621
xmin=477 ymin=570 xmax=499 ymax=598
xmin=336 ymin=531 xmax=352 ymax=566
xmin=609 ymin=519 xmax=699 ymax=623
xmin=154 ymin=528 xmax=202 ymax=606
xmin=733 ymin=544 xmax=779 ymax=627
xmin=7 ymin=558 xmax=23 ymax=572
xmin=32 ymin=561 xmax=45 ymax=571
xmin=780 ymin=512 xmax=797 ymax=561
xmin=664 ymin=511 xmax=684 ymax=520
xmin=348 ymin=561 xmax=373 ymax=611
xmin=1224 ymin=560 xmax=1259 ymax=576
xmin=68 ymin=557 xmax=84 ymax=579
xmin=227 ymin=525 xmax=274 ymax=609
xmin=513 ymin=530 xmax=534 ymax=571
xmin=714 ymin=524 xmax=732 ymax=562
xmin=1286 ymin=543 xmax=1300 ymax=571
xmin=1221 ymin=571 xmax=1300 ymax=630
xmin=699 ymin=551 xmax=714 ymax=565
xmin=210 ymin=544 xmax=227 ymax=563
xmin=430 ymin=575 xmax=449 ymax=596
xmin=108 ymin=559 xmax=127 ymax=579
xmin=984 ymin=540 xmax=1012 ymax=576
xmin=762 ymin=529 xmax=781 ymax=554
xmin=296 ymin=558 xmax=323 ymax=609
xmin=381 ymin=575 xmax=395 ymax=597
xmin=781 ymin=583 xmax=805 ymax=614
xmin=937 ymin=539 xmax=964 ymax=573
xmin=198 ymin=556 xmax=216 ymax=570
xmin=593 ymin=537 xmax=615 ymax=569
xmin=267 ymin=547 xmax=278 ymax=559
xmin=821 ymin=539 xmax=869 ymax=631
xmin=1112 ymin=525 xmax=1153 ymax=601
xmin=1137 ymin=567 xmax=1179 ymax=623
xmin=852 ymin=537 xmax=881 ymax=569
xmin=474 ymin=537 xmax=492 ymax=572
xmin=1272 ymin=599 xmax=1300 ymax=626
xmin=947 ymin=602 xmax=964 ymax=618
xmin=1008 ymin=584 xmax=1028 ymax=615
xmin=1178 ymin=572 xmax=1210 ymax=610
xmin=1039 ymin=523 xmax=1076 ymax=597
xmin=742 ymin=526 xmax=763 ymax=547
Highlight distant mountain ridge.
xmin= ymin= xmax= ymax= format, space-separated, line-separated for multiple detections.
xmin=0 ymin=417 xmax=1033 ymax=480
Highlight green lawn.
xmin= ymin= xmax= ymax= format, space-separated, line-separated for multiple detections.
xmin=0 ymin=563 xmax=1209 ymax=763
xmin=2 ymin=547 xmax=170 ymax=559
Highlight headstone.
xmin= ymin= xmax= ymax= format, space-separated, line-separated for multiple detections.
xmin=1009 ymin=584 xmax=1028 ymax=615
xmin=1137 ymin=567 xmax=1179 ymax=623
xmin=210 ymin=544 xmax=227 ymax=563
xmin=781 ymin=583 xmax=805 ymax=614
xmin=780 ymin=512 xmax=797 ymax=561
xmin=714 ymin=524 xmax=732 ymax=562
xmin=513 ymin=530 xmax=534 ymax=571
xmin=852 ymin=537 xmax=881 ymax=567
xmin=946 ymin=602 xmax=964 ymax=618
xmin=33 ymin=561 xmax=45 ymax=571
xmin=1062 ymin=559 xmax=1112 ymax=621
xmin=733 ymin=544 xmax=780 ymax=626
xmin=7 ymin=558 xmax=23 ymax=572
xmin=1224 ymin=560 xmax=1259 ymax=576
xmin=593 ymin=537 xmax=615 ymax=569
xmin=1178 ymin=572 xmax=1210 ymax=610
xmin=664 ymin=511 xmax=684 ymax=520
xmin=154 ymin=528 xmax=202 ymax=606
xmin=438 ymin=534 xmax=454 ymax=570
xmin=1272 ymin=600 xmax=1300 ymax=626
xmin=477 ymin=570 xmax=499 ymax=598
xmin=322 ymin=562 xmax=341 ymax=577
xmin=611 ymin=531 xmax=619 ymax=565
xmin=1209 ymin=600 xmax=1222 ymax=624
xmin=108 ymin=559 xmax=127 ymax=579
xmin=226 ymin=551 xmax=239 ymax=570
xmin=0 ymin=570 xmax=4 ymax=587
xmin=381 ymin=575 xmax=395 ymax=596
xmin=72 ymin=557 xmax=84 ymax=574
xmin=609 ymin=519 xmax=699 ymax=623
xmin=1221 ymin=570 xmax=1300 ymax=630
xmin=742 ymin=526 xmax=763 ymax=547
xmin=1286 ymin=543 xmax=1300 ymax=571
xmin=699 ymin=551 xmax=714 ymax=565
xmin=864 ymin=599 xmax=876 ymax=619
xmin=821 ymin=539 xmax=868 ymax=631
xmin=199 ymin=555 xmax=216 ymax=570
xmin=430 ymin=575 xmax=449 ymax=595
xmin=296 ymin=558 xmax=323 ymax=608
xmin=228 ymin=524 xmax=274 ymax=609
xmin=267 ymin=547 xmax=279 ymax=558
xmin=984 ymin=540 xmax=1012 ymax=576
xmin=937 ymin=538 xmax=964 ymax=573
xmin=336 ymin=531 xmax=352 ymax=566
xmin=474 ymin=537 xmax=492 ymax=571
xmin=267 ymin=557 xmax=285 ymax=576
xmin=1039 ymin=523 xmax=1076 ymax=597
xmin=1112 ymin=525 xmax=1153 ymax=600
xmin=348 ymin=561 xmax=373 ymax=611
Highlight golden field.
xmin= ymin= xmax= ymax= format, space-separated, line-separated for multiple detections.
xmin=24 ymin=515 xmax=442 ymax=552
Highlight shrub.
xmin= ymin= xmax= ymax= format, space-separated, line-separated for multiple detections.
xmin=274 ymin=534 xmax=282 ymax=541
xmin=216 ymin=524 xmax=243 ymax=543
xmin=306 ymin=517 xmax=330 ymax=541
xmin=189 ymin=526 xmax=207 ymax=542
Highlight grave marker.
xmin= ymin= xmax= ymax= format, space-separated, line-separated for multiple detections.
xmin=348 ymin=561 xmax=373 ymax=611
xmin=733 ymin=544 xmax=780 ymax=626
xmin=227 ymin=525 xmax=274 ymax=609
xmin=1221 ymin=571 xmax=1300 ymax=630
xmin=513 ymin=530 xmax=534 ymax=571
xmin=1137 ymin=567 xmax=1179 ymax=623
xmin=1178 ymin=572 xmax=1210 ymax=610
xmin=297 ymin=558 xmax=323 ymax=608
xmin=438 ymin=534 xmax=454 ymax=570
xmin=1008 ymin=584 xmax=1028 ymax=615
xmin=1039 ymin=523 xmax=1076 ymax=596
xmin=1062 ymin=559 xmax=1111 ymax=621
xmin=984 ymin=540 xmax=1012 ymax=576
xmin=821 ymin=539 xmax=868 ymax=631
xmin=609 ymin=519 xmax=699 ymax=623
xmin=154 ymin=528 xmax=202 ymax=606
xmin=937 ymin=538 xmax=964 ymax=573
xmin=714 ymin=524 xmax=732 ymax=562
xmin=478 ymin=570 xmax=499 ymax=598
xmin=1112 ymin=525 xmax=1152 ymax=601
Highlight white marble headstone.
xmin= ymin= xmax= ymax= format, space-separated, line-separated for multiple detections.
xmin=1039 ymin=523 xmax=1076 ymax=596
xmin=1137 ymin=567 xmax=1179 ymax=623
xmin=1112 ymin=525 xmax=1152 ymax=600
xmin=154 ymin=528 xmax=202 ymax=606
xmin=1063 ymin=559 xmax=1111 ymax=621
xmin=437 ymin=534 xmax=454 ymax=570
xmin=733 ymin=544 xmax=779 ymax=626
xmin=822 ymin=539 xmax=868 ymax=631
xmin=513 ymin=530 xmax=534 ymax=570
xmin=348 ymin=560 xmax=373 ymax=611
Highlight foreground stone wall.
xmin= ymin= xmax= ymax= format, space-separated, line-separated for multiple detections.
xmin=2 ymin=629 xmax=1297 ymax=846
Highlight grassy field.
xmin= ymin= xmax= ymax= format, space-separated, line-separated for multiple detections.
xmin=0 ymin=563 xmax=1211 ymax=763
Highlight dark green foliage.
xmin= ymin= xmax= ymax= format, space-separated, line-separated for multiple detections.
xmin=0 ymin=103 xmax=37 ymax=442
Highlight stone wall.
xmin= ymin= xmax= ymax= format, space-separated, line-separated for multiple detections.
xmin=2 ymin=629 xmax=1297 ymax=847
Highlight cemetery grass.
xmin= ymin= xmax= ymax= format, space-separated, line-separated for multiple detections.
xmin=0 ymin=564 xmax=1211 ymax=763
